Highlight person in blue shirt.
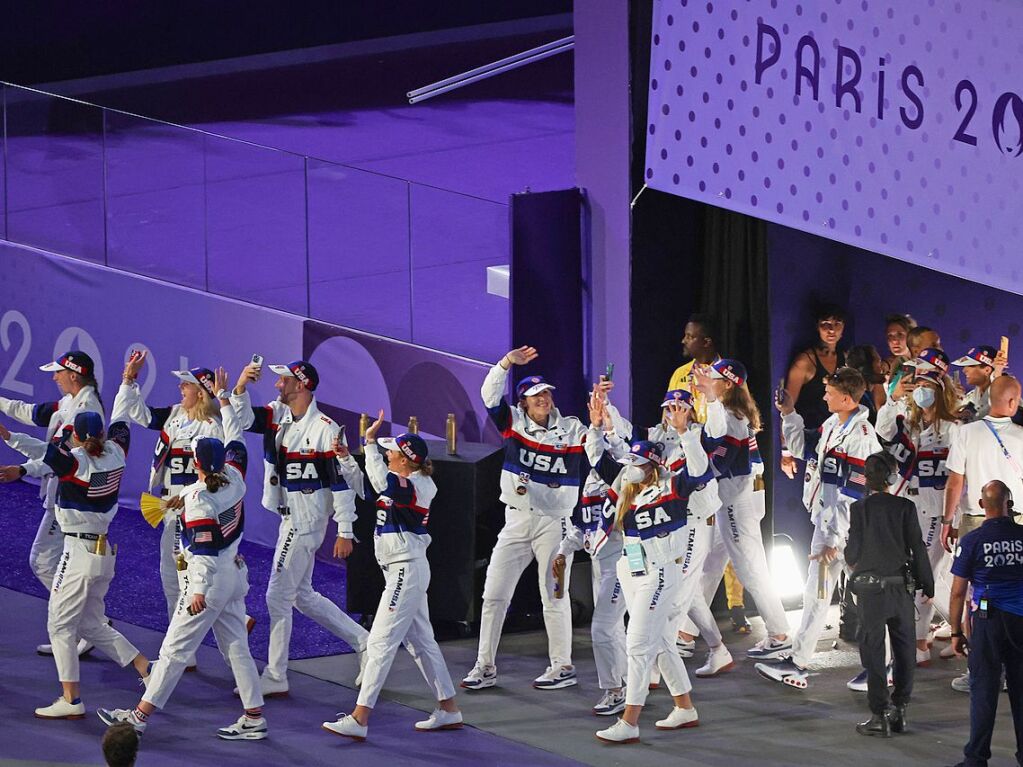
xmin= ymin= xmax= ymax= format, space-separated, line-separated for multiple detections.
xmin=948 ymin=479 xmax=1023 ymax=767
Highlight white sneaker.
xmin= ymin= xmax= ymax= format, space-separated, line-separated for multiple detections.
xmin=951 ymin=673 xmax=970 ymax=693
xmin=695 ymin=646 xmax=735 ymax=678
xmin=460 ymin=663 xmax=497 ymax=691
xmin=414 ymin=709 xmax=463 ymax=731
xmin=322 ymin=713 xmax=367 ymax=741
xmin=916 ymin=647 xmax=932 ymax=667
xmin=655 ymin=705 xmax=699 ymax=730
xmin=933 ymin=620 xmax=952 ymax=640
xmin=746 ymin=636 xmax=793 ymax=662
xmin=676 ymin=638 xmax=696 ymax=658
xmin=36 ymin=638 xmax=94 ymax=657
xmin=592 ymin=689 xmax=627 ymax=716
xmin=217 ymin=714 xmax=268 ymax=740
xmin=98 ymin=707 xmax=146 ymax=733
xmin=596 ymin=718 xmax=640 ymax=744
xmin=35 ymin=696 xmax=86 ymax=720
xmin=755 ymin=659 xmax=809 ymax=690
xmin=939 ymin=642 xmax=958 ymax=659
xmin=355 ymin=649 xmax=368 ymax=687
xmin=533 ymin=665 xmax=577 ymax=690
xmin=236 ymin=674 xmax=288 ymax=698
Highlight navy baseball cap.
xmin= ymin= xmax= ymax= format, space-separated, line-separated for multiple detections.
xmin=516 ymin=375 xmax=556 ymax=398
xmin=661 ymin=389 xmax=694 ymax=408
xmin=193 ymin=437 xmax=226 ymax=473
xmin=952 ymin=345 xmax=996 ymax=367
xmin=617 ymin=440 xmax=665 ymax=466
xmin=73 ymin=412 xmax=103 ymax=441
xmin=269 ymin=360 xmax=319 ymax=391
xmin=40 ymin=351 xmax=95 ymax=378
xmin=908 ymin=347 xmax=950 ymax=375
xmin=708 ymin=359 xmax=747 ymax=387
xmin=172 ymin=367 xmax=217 ymax=398
xmin=378 ymin=432 xmax=429 ymax=465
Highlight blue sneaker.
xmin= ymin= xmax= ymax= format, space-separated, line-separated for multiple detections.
xmin=746 ymin=637 xmax=793 ymax=662
xmin=847 ymin=665 xmax=894 ymax=692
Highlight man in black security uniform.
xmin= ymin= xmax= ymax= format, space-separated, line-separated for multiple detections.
xmin=846 ymin=451 xmax=934 ymax=738
xmin=948 ymin=479 xmax=1023 ymax=767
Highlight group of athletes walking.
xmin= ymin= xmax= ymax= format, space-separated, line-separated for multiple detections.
xmin=0 ymin=331 xmax=982 ymax=746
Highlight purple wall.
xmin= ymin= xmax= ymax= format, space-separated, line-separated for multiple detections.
xmin=575 ymin=0 xmax=633 ymax=416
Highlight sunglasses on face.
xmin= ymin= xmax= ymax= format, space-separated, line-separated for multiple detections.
xmin=819 ymin=321 xmax=844 ymax=331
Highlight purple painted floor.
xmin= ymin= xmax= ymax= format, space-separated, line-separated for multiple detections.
xmin=0 ymin=480 xmax=356 ymax=661
xmin=0 ymin=586 xmax=584 ymax=767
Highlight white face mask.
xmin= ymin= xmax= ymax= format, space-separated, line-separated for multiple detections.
xmin=912 ymin=386 xmax=936 ymax=409
xmin=622 ymin=465 xmax=648 ymax=484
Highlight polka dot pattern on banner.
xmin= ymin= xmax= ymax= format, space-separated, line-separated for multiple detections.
xmin=643 ymin=0 xmax=1023 ymax=295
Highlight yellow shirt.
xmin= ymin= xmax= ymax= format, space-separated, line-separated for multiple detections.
xmin=666 ymin=358 xmax=719 ymax=424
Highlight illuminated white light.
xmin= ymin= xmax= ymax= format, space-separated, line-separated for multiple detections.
xmin=770 ymin=539 xmax=805 ymax=600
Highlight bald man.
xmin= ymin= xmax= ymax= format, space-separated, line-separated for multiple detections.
xmin=948 ymin=479 xmax=1023 ymax=767
xmin=943 ymin=376 xmax=1023 ymax=554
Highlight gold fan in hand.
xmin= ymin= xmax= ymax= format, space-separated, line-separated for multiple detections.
xmin=139 ymin=493 xmax=165 ymax=528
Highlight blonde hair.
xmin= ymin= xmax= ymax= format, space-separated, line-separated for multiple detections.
xmin=187 ymin=389 xmax=219 ymax=423
xmin=614 ymin=467 xmax=660 ymax=531
xmin=720 ymin=382 xmax=762 ymax=432
xmin=907 ymin=376 xmax=959 ymax=432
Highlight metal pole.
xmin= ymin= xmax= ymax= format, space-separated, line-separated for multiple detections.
xmin=407 ymin=35 xmax=573 ymax=99
xmin=409 ymin=42 xmax=573 ymax=104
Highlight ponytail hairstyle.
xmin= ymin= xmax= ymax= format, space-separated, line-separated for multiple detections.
xmin=720 ymin=382 xmax=763 ymax=432
xmin=82 ymin=435 xmax=105 ymax=458
xmin=80 ymin=373 xmax=104 ymax=410
xmin=417 ymin=458 xmax=434 ymax=477
xmin=204 ymin=471 xmax=231 ymax=493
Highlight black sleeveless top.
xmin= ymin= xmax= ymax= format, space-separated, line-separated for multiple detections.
xmin=793 ymin=348 xmax=843 ymax=431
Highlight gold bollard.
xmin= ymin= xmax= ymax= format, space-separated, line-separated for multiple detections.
xmin=446 ymin=413 xmax=457 ymax=455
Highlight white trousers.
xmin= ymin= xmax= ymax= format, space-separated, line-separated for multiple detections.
xmin=477 ymin=506 xmax=573 ymax=669
xmin=30 ymin=508 xmax=64 ymax=589
xmin=144 ymin=556 xmax=263 ymax=711
xmin=159 ymin=515 xmax=182 ymax=621
xmin=698 ymin=493 xmax=790 ymax=636
xmin=618 ymin=558 xmax=692 ymax=707
xmin=680 ymin=522 xmax=725 ymax=646
xmin=264 ymin=515 xmax=368 ymax=681
xmin=357 ymin=558 xmax=456 ymax=708
xmin=589 ymin=555 xmax=627 ymax=691
xmin=48 ymin=538 xmax=139 ymax=683
xmin=916 ymin=514 xmax=953 ymax=640
xmin=791 ymin=524 xmax=846 ymax=668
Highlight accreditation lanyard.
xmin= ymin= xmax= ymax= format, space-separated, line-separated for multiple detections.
xmin=983 ymin=419 xmax=1023 ymax=479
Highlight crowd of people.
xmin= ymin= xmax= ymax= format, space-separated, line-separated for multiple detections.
xmin=0 ymin=311 xmax=1020 ymax=766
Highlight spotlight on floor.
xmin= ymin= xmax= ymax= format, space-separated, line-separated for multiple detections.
xmin=770 ymin=534 xmax=805 ymax=607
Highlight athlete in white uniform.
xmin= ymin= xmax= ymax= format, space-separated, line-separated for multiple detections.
xmin=876 ymin=368 xmax=957 ymax=664
xmin=0 ymin=409 xmax=150 ymax=719
xmin=951 ymin=345 xmax=1002 ymax=422
xmin=696 ymin=361 xmax=791 ymax=672
xmin=587 ymin=394 xmax=707 ymax=744
xmin=323 ymin=417 xmax=461 ymax=740
xmin=461 ymin=346 xmax=592 ymax=692
xmin=756 ymin=367 xmax=881 ymax=689
xmin=230 ymin=359 xmax=368 ymax=696
xmin=0 ymin=350 xmax=104 ymax=657
xmin=118 ymin=351 xmax=225 ymax=671
xmin=98 ymin=375 xmax=267 ymax=740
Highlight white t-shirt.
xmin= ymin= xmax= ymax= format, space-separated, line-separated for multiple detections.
xmin=946 ymin=416 xmax=1023 ymax=515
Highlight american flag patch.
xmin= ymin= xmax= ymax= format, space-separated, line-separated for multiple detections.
xmin=711 ymin=445 xmax=728 ymax=458
xmin=218 ymin=500 xmax=242 ymax=537
xmin=194 ymin=531 xmax=213 ymax=543
xmin=848 ymin=474 xmax=865 ymax=485
xmin=88 ymin=468 xmax=124 ymax=497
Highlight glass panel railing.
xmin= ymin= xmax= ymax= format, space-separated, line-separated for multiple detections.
xmin=104 ymin=110 xmax=206 ymax=289
xmin=203 ymin=133 xmax=307 ymax=315
xmin=307 ymin=160 xmax=412 ymax=342
xmin=4 ymin=86 xmax=105 ymax=263
xmin=0 ymin=82 xmax=511 ymax=363
xmin=409 ymin=184 xmax=509 ymax=361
